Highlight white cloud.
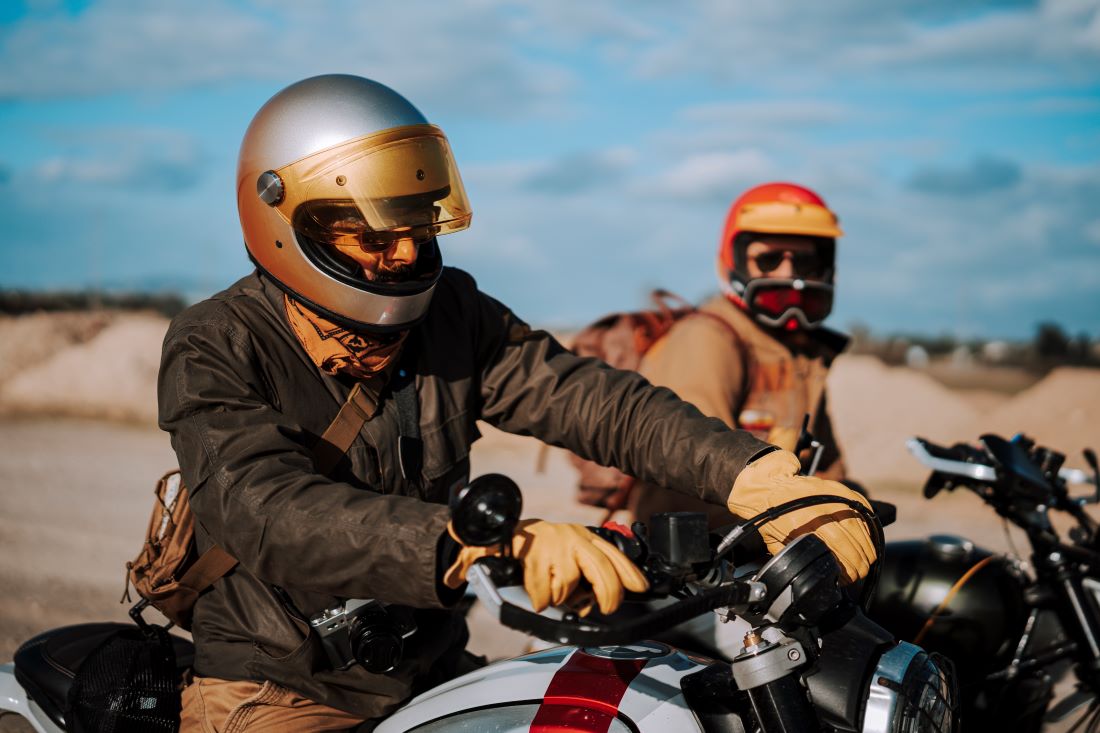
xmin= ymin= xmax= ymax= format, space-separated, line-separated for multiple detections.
xmin=25 ymin=127 xmax=204 ymax=191
xmin=8 ymin=0 xmax=1097 ymax=109
xmin=829 ymin=160 xmax=1100 ymax=333
xmin=610 ymin=0 xmax=1100 ymax=91
xmin=681 ymin=100 xmax=851 ymax=128
xmin=0 ymin=0 xmax=575 ymax=118
xmin=639 ymin=149 xmax=775 ymax=200
xmin=0 ymin=2 xmax=269 ymax=97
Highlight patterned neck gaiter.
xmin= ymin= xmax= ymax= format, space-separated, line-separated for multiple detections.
xmin=284 ymin=295 xmax=407 ymax=381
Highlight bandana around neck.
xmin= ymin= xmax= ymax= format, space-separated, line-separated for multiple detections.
xmin=283 ymin=295 xmax=407 ymax=381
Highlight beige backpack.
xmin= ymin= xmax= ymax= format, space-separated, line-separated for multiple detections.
xmin=565 ymin=290 xmax=747 ymax=514
xmin=122 ymin=383 xmax=382 ymax=630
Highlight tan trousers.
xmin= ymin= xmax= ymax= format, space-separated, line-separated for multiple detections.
xmin=180 ymin=676 xmax=365 ymax=732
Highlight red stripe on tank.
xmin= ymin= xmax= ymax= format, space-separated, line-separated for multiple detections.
xmin=530 ymin=650 xmax=648 ymax=732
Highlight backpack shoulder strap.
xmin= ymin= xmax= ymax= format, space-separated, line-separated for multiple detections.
xmin=178 ymin=543 xmax=239 ymax=594
xmin=682 ymin=308 xmax=755 ymax=419
xmin=313 ymin=382 xmax=381 ymax=475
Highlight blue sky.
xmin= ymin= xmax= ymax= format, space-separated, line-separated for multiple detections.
xmin=1 ymin=0 xmax=1098 ymax=339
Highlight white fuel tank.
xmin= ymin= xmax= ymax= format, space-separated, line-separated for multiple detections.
xmin=376 ymin=641 xmax=716 ymax=732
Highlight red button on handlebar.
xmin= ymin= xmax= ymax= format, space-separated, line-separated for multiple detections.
xmin=601 ymin=521 xmax=635 ymax=539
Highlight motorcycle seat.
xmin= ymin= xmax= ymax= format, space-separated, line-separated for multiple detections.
xmin=13 ymin=622 xmax=194 ymax=729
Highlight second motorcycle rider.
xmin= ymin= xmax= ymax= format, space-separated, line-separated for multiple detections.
xmin=158 ymin=74 xmax=876 ymax=731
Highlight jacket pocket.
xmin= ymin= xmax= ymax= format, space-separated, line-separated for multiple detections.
xmin=247 ymin=624 xmax=318 ymax=681
xmin=420 ymin=411 xmax=475 ymax=482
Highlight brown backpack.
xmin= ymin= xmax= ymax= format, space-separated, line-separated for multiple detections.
xmin=122 ymin=383 xmax=382 ymax=630
xmin=565 ymin=290 xmax=745 ymax=513
xmin=121 ymin=470 xmax=237 ymax=630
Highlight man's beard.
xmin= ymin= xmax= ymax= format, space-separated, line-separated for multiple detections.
xmin=367 ymin=262 xmax=417 ymax=284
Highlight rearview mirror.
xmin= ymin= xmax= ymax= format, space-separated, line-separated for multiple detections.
xmin=449 ymin=474 xmax=523 ymax=547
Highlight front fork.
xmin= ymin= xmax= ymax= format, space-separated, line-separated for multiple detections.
xmin=730 ymin=629 xmax=817 ymax=733
xmin=1038 ymin=550 xmax=1100 ymax=687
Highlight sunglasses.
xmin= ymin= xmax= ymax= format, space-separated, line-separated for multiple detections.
xmin=751 ymin=250 xmax=828 ymax=279
xmin=294 ymin=200 xmax=440 ymax=253
xmin=327 ymin=229 xmax=437 ymax=254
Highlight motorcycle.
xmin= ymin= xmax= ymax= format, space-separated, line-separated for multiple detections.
xmin=868 ymin=432 xmax=1100 ymax=732
xmin=1 ymin=474 xmax=955 ymax=733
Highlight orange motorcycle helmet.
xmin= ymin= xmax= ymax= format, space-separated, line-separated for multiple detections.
xmin=716 ymin=182 xmax=842 ymax=330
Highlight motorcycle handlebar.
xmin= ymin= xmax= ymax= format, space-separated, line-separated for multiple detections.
xmin=468 ymin=494 xmax=886 ymax=647
xmin=911 ymin=435 xmax=1100 ymax=554
xmin=467 ymin=562 xmax=766 ymax=646
xmin=907 ymin=437 xmax=998 ymax=485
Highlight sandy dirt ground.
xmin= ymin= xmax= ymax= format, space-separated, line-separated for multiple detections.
xmin=2 ymin=416 xmax=1093 ymax=732
xmin=0 ymin=416 xmax=1065 ymax=661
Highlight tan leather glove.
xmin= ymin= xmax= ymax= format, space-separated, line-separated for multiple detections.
xmin=443 ymin=519 xmax=649 ymax=616
xmin=727 ymin=450 xmax=875 ymax=584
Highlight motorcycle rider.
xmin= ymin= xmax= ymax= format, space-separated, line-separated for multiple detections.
xmin=628 ymin=182 xmax=852 ymax=530
xmin=158 ymin=76 xmax=874 ymax=730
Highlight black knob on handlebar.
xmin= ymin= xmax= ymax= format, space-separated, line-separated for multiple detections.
xmin=649 ymin=512 xmax=710 ymax=566
xmin=449 ymin=474 xmax=523 ymax=547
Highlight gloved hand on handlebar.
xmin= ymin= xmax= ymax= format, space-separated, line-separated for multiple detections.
xmin=727 ymin=449 xmax=876 ymax=584
xmin=442 ymin=519 xmax=649 ymax=616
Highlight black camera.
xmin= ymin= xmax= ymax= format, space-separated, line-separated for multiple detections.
xmin=309 ymin=599 xmax=417 ymax=674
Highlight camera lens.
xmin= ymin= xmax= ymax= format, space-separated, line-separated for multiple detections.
xmin=349 ymin=612 xmax=403 ymax=674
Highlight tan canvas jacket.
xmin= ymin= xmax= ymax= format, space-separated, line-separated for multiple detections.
xmin=629 ymin=295 xmax=848 ymax=527
xmin=158 ymin=267 xmax=771 ymax=721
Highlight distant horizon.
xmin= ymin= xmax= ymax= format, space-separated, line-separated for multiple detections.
xmin=1 ymin=282 xmax=1093 ymax=345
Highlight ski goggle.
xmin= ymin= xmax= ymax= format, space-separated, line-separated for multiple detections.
xmin=751 ymin=249 xmax=829 ymax=279
xmin=742 ymin=278 xmax=834 ymax=329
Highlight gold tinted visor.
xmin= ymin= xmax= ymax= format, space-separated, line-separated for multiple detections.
xmin=737 ymin=201 xmax=843 ymax=238
xmin=270 ymin=124 xmax=471 ymax=248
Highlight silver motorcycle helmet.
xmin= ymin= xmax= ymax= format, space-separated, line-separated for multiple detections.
xmin=237 ymin=74 xmax=473 ymax=332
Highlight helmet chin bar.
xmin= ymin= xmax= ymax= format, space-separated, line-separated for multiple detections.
xmin=721 ymin=276 xmax=834 ymax=330
xmin=247 ymin=250 xmax=435 ymax=335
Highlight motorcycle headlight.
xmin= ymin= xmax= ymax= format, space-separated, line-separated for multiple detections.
xmin=863 ymin=642 xmax=957 ymax=733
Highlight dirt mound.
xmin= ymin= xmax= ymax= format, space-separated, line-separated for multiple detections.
xmin=0 ymin=314 xmax=168 ymax=423
xmin=0 ymin=311 xmax=1095 ymax=480
xmin=980 ymin=367 xmax=1100 ymax=469
xmin=0 ymin=311 xmax=115 ymax=384
xmin=827 ymin=355 xmax=981 ymax=485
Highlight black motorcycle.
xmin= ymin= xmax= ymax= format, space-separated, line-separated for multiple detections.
xmin=868 ymin=433 xmax=1100 ymax=732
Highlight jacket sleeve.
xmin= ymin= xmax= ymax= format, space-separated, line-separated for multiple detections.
xmin=158 ymin=316 xmax=451 ymax=609
xmin=471 ymin=289 xmax=771 ymax=507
